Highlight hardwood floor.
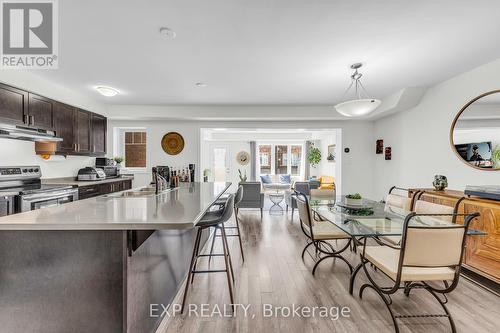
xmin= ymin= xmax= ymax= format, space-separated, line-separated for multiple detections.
xmin=160 ymin=208 xmax=500 ymax=333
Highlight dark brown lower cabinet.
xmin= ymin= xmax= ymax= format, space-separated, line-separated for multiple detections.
xmin=78 ymin=179 xmax=133 ymax=200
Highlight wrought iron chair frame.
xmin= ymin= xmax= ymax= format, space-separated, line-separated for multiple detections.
xmin=349 ymin=211 xmax=480 ymax=333
xmin=295 ymin=191 xmax=353 ymax=276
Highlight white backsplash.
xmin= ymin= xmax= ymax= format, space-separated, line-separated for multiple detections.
xmin=0 ymin=138 xmax=95 ymax=179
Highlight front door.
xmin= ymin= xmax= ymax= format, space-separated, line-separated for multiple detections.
xmin=211 ymin=145 xmax=230 ymax=182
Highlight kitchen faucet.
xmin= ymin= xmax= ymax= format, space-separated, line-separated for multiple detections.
xmin=152 ymin=167 xmax=169 ymax=194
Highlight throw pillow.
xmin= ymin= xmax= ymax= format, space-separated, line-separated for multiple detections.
xmin=279 ymin=174 xmax=291 ymax=184
xmin=260 ymin=174 xmax=272 ymax=184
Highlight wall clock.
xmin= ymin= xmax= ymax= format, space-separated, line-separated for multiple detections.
xmin=161 ymin=132 xmax=185 ymax=155
xmin=236 ymin=151 xmax=250 ymax=165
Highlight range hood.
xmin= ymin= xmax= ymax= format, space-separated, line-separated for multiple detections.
xmin=0 ymin=123 xmax=62 ymax=142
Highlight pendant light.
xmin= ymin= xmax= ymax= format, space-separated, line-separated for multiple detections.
xmin=334 ymin=63 xmax=381 ymax=117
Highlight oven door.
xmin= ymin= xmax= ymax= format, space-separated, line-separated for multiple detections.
xmin=19 ymin=189 xmax=79 ymax=212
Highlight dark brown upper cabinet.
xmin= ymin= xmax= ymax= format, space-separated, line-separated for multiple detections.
xmin=53 ymin=102 xmax=76 ymax=154
xmin=75 ymin=109 xmax=91 ymax=154
xmin=1 ymin=82 xmax=106 ymax=156
xmin=0 ymin=83 xmax=28 ymax=125
xmin=91 ymin=113 xmax=106 ymax=156
xmin=27 ymin=93 xmax=54 ymax=130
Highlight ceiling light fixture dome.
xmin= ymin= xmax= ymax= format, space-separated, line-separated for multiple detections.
xmin=95 ymin=86 xmax=120 ymax=97
xmin=159 ymin=27 xmax=176 ymax=39
xmin=334 ymin=63 xmax=381 ymax=117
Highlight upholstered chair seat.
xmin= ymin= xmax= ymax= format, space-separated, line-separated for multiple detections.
xmin=363 ymin=246 xmax=456 ymax=281
xmin=312 ymin=221 xmax=350 ymax=240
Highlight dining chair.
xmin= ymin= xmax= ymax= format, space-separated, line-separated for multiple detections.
xmin=295 ymin=192 xmax=353 ymax=275
xmin=382 ymin=187 xmax=417 ymax=246
xmin=383 ymin=195 xmax=458 ymax=247
xmin=354 ymin=211 xmax=479 ymax=333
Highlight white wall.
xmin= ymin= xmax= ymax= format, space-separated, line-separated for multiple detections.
xmin=0 ymin=72 xmax=107 ymax=179
xmin=107 ymin=120 xmax=201 ymax=187
xmin=310 ymin=132 xmax=336 ymax=179
xmin=373 ymin=58 xmax=500 ymax=200
xmin=108 ymin=118 xmax=375 ymax=198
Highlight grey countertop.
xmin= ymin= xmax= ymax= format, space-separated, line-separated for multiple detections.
xmin=42 ymin=175 xmax=135 ymax=187
xmin=0 ymin=182 xmax=231 ymax=230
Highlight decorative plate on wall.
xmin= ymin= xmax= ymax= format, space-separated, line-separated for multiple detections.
xmin=161 ymin=132 xmax=185 ymax=155
xmin=236 ymin=151 xmax=250 ymax=165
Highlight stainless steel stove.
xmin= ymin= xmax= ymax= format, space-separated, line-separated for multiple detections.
xmin=0 ymin=166 xmax=78 ymax=214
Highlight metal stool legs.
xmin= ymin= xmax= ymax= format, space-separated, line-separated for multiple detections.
xmin=208 ymin=207 xmax=244 ymax=265
xmin=181 ymin=224 xmax=235 ymax=314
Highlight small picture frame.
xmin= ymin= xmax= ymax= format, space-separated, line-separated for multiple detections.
xmin=385 ymin=147 xmax=392 ymax=160
xmin=327 ymin=144 xmax=336 ymax=162
xmin=376 ymin=139 xmax=383 ymax=154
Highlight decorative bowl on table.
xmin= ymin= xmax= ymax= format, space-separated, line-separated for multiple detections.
xmin=337 ymin=194 xmax=374 ymax=216
xmin=345 ymin=193 xmax=363 ymax=206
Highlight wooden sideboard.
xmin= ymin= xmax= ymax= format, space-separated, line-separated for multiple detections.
xmin=409 ymin=189 xmax=500 ymax=284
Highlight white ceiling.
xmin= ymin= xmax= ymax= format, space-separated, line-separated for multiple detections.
xmin=34 ymin=0 xmax=500 ymax=106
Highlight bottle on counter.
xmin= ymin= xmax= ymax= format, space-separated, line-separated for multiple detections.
xmin=170 ymin=171 xmax=175 ymax=188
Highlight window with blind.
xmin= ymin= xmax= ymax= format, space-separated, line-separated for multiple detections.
xmin=124 ymin=132 xmax=147 ymax=168
xmin=113 ymin=127 xmax=147 ymax=171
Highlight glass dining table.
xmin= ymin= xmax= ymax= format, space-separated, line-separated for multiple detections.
xmin=309 ymin=196 xmax=484 ymax=238
xmin=307 ymin=195 xmax=486 ymax=294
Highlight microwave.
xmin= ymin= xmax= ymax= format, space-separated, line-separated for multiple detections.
xmin=100 ymin=166 xmax=120 ymax=178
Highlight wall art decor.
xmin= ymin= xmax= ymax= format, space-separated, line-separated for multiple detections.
xmin=376 ymin=139 xmax=384 ymax=154
xmin=161 ymin=132 xmax=185 ymax=155
xmin=385 ymin=147 xmax=392 ymax=160
xmin=236 ymin=151 xmax=250 ymax=165
xmin=327 ymin=144 xmax=336 ymax=162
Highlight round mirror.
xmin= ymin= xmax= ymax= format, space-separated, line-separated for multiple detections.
xmin=451 ymin=90 xmax=500 ymax=170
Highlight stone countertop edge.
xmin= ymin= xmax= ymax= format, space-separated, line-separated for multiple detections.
xmin=0 ymin=182 xmax=232 ymax=231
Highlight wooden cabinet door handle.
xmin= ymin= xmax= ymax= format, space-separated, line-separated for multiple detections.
xmin=24 ymin=114 xmax=29 ymax=124
xmin=30 ymin=115 xmax=35 ymax=125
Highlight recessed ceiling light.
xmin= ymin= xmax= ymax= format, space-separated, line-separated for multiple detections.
xmin=159 ymin=27 xmax=176 ymax=39
xmin=195 ymin=82 xmax=207 ymax=87
xmin=95 ymin=86 xmax=120 ymax=97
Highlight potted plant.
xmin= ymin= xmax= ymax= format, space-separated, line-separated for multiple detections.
xmin=203 ymin=169 xmax=211 ymax=182
xmin=492 ymin=145 xmax=500 ymax=169
xmin=238 ymin=169 xmax=247 ymax=183
xmin=113 ymin=156 xmax=124 ymax=168
xmin=345 ymin=193 xmax=363 ymax=206
xmin=308 ymin=144 xmax=321 ymax=167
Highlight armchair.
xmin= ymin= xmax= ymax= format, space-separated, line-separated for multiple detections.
xmin=236 ymin=182 xmax=265 ymax=220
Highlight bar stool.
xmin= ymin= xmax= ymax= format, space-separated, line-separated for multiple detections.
xmin=209 ymin=185 xmax=244 ymax=263
xmin=181 ymin=194 xmax=235 ymax=313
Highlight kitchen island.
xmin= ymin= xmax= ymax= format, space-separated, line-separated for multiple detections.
xmin=0 ymin=182 xmax=231 ymax=333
